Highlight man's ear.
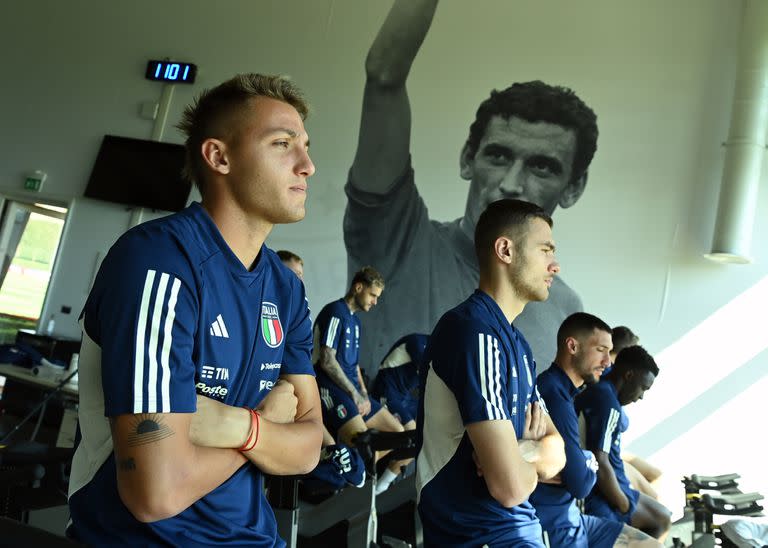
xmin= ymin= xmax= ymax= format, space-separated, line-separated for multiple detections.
xmin=459 ymin=143 xmax=475 ymax=181
xmin=353 ymin=282 xmax=363 ymax=295
xmin=201 ymin=138 xmax=230 ymax=175
xmin=566 ymin=336 xmax=578 ymax=355
xmin=494 ymin=236 xmax=514 ymax=265
xmin=559 ymin=171 xmax=588 ymax=209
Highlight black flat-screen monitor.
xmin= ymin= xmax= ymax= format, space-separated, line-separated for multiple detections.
xmin=84 ymin=135 xmax=191 ymax=212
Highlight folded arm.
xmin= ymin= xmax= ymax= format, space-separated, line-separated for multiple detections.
xmin=517 ymin=407 xmax=566 ymax=480
xmin=111 ymin=412 xmax=246 ymax=523
xmin=467 ymin=419 xmax=538 ymax=508
xmin=189 ymin=374 xmax=323 ymax=476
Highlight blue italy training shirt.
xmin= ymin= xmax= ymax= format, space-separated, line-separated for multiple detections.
xmin=575 ymin=379 xmax=635 ymax=516
xmin=529 ymin=365 xmax=597 ymax=528
xmin=416 ymin=290 xmax=543 ymax=547
xmin=312 ymin=299 xmax=360 ymax=385
xmin=68 ymin=202 xmax=314 ymax=546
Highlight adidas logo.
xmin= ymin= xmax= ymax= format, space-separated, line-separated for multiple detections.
xmin=209 ymin=314 xmax=229 ymax=338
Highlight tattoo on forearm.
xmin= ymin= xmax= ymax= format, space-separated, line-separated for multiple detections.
xmin=126 ymin=414 xmax=175 ymax=447
xmin=322 ymin=352 xmax=357 ymax=395
xmin=118 ymin=457 xmax=136 ymax=471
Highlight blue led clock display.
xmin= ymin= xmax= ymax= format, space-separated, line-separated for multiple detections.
xmin=145 ymin=60 xmax=197 ymax=84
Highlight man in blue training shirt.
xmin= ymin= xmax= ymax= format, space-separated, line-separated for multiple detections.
xmin=576 ymin=345 xmax=671 ymax=540
xmin=371 ymin=333 xmax=429 ymax=430
xmin=68 ymin=74 xmax=324 ymax=546
xmin=278 ymin=249 xmax=367 ymax=491
xmin=312 ymin=266 xmax=409 ymax=495
xmin=417 ymin=199 xmax=566 ymax=547
xmin=530 ymin=313 xmax=661 ymax=547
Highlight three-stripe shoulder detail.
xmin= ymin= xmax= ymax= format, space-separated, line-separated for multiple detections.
xmin=477 ymin=333 xmax=507 ymax=421
xmin=133 ymin=269 xmax=181 ymax=413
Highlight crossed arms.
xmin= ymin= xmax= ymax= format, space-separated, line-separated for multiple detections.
xmin=111 ymin=374 xmax=323 ymax=522
xmin=467 ymin=402 xmax=565 ymax=508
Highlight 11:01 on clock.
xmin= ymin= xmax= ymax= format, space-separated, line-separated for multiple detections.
xmin=145 ymin=60 xmax=197 ymax=84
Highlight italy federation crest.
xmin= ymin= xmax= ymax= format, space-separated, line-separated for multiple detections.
xmin=261 ymin=302 xmax=283 ymax=348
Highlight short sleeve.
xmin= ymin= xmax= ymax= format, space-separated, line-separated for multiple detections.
xmin=314 ymin=303 xmax=344 ymax=352
xmin=431 ymin=319 xmax=511 ymax=425
xmin=82 ymin=229 xmax=198 ymax=416
xmin=281 ymin=276 xmax=314 ymax=376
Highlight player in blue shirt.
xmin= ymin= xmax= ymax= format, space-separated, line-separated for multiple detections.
xmin=576 ymin=345 xmax=671 ymax=540
xmin=530 ymin=313 xmax=660 ymax=547
xmin=417 ymin=199 xmax=566 ymax=547
xmin=278 ymin=249 xmax=367 ymax=490
xmin=371 ymin=333 xmax=429 ymax=428
xmin=68 ymin=74 xmax=324 ymax=546
xmin=608 ymin=326 xmax=665 ymax=502
xmin=313 ymin=267 xmax=409 ymax=494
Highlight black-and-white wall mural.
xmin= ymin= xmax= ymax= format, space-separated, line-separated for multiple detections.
xmin=344 ymin=1 xmax=597 ymax=373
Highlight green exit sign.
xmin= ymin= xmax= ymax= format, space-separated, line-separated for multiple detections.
xmin=24 ymin=177 xmax=42 ymax=191
xmin=23 ymin=171 xmax=46 ymax=192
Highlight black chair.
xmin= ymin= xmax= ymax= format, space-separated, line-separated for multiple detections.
xmin=0 ymin=441 xmax=73 ymax=523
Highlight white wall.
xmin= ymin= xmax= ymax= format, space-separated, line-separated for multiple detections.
xmin=1 ymin=0 xmax=765 ymax=514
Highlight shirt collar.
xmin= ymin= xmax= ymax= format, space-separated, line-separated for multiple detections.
xmin=549 ymin=362 xmax=582 ymax=399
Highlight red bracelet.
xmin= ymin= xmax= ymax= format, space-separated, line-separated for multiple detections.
xmin=239 ymin=408 xmax=260 ymax=452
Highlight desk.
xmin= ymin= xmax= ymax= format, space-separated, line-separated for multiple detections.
xmin=0 ymin=364 xmax=78 ymax=399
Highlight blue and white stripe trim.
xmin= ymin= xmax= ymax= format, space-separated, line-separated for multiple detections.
xmin=478 ymin=333 xmax=507 ymax=420
xmin=133 ymin=269 xmax=181 ymax=413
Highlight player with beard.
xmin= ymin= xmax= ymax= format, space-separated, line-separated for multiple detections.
xmin=530 ymin=313 xmax=660 ymax=547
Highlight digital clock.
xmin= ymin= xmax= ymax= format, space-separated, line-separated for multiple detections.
xmin=145 ymin=60 xmax=197 ymax=84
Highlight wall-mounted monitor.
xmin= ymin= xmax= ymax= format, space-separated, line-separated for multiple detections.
xmin=84 ymin=135 xmax=191 ymax=212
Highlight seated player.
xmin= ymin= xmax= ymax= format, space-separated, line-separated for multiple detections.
xmin=576 ymin=346 xmax=671 ymax=539
xmin=278 ymin=249 xmax=366 ymax=490
xmin=530 ymin=313 xmax=660 ymax=547
xmin=312 ymin=266 xmax=409 ymax=495
xmin=610 ymin=326 xmax=663 ymax=500
xmin=417 ymin=199 xmax=566 ymax=546
xmin=371 ymin=333 xmax=429 ymax=431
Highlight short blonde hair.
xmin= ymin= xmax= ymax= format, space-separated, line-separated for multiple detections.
xmin=177 ymin=73 xmax=309 ymax=195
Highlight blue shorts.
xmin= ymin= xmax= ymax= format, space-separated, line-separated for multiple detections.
xmin=316 ymin=373 xmax=383 ymax=435
xmin=544 ymin=514 xmax=623 ymax=548
xmin=585 ymin=488 xmax=640 ymax=524
xmin=377 ymin=394 xmax=416 ymax=424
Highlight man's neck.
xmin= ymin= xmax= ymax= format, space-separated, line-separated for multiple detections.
xmin=201 ymin=197 xmax=272 ymax=270
xmin=344 ymin=294 xmax=358 ymax=313
xmin=553 ymin=358 xmax=584 ymax=389
xmin=478 ymin=274 xmax=526 ymax=325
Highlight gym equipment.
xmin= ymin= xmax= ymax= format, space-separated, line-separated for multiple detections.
xmin=672 ymin=473 xmax=764 ymax=548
